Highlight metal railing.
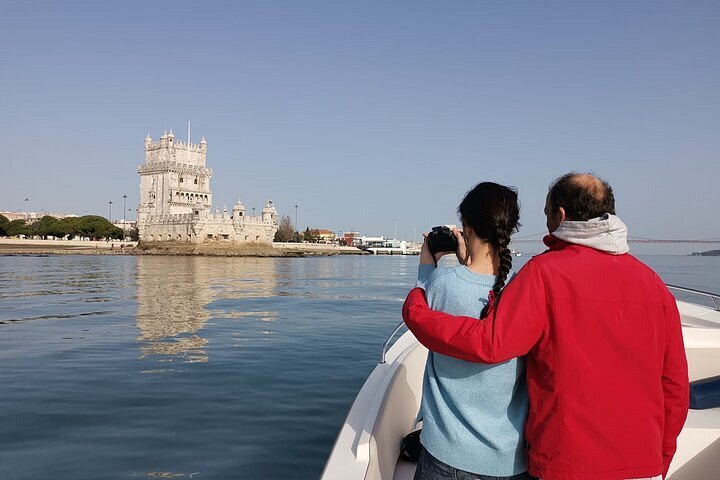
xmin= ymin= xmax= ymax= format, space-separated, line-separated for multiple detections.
xmin=380 ymin=321 xmax=407 ymax=364
xmin=666 ymin=284 xmax=720 ymax=311
xmin=381 ymin=285 xmax=720 ymax=363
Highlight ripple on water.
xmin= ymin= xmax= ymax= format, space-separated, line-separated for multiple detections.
xmin=3 ymin=254 xmax=714 ymax=478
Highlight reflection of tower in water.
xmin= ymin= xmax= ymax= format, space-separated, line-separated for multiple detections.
xmin=135 ymin=256 xmax=280 ymax=364
xmin=136 ymin=257 xmax=212 ymax=363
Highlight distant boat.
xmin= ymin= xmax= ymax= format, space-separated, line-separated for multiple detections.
xmin=358 ymin=238 xmax=421 ymax=255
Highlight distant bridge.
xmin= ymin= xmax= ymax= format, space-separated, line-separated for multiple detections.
xmin=512 ymin=236 xmax=720 ymax=245
xmin=627 ymin=239 xmax=720 ymax=245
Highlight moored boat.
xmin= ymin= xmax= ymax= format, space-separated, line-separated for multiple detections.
xmin=358 ymin=239 xmax=421 ymax=255
xmin=321 ymin=285 xmax=720 ymax=480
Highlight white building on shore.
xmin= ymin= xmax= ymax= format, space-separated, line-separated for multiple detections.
xmin=137 ymin=130 xmax=278 ymax=244
xmin=0 ymin=211 xmax=77 ymax=223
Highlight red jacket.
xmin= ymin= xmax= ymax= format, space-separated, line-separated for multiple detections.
xmin=403 ymin=236 xmax=689 ymax=480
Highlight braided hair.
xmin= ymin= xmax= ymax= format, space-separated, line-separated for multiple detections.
xmin=458 ymin=182 xmax=520 ymax=319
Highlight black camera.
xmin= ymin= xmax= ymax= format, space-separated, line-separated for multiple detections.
xmin=426 ymin=226 xmax=458 ymax=255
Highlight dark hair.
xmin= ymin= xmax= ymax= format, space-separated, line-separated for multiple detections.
xmin=458 ymin=182 xmax=520 ymax=319
xmin=548 ymin=173 xmax=615 ymax=221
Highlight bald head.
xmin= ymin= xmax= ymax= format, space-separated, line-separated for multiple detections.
xmin=547 ymin=173 xmax=615 ymax=222
xmin=566 ymin=173 xmax=607 ymax=198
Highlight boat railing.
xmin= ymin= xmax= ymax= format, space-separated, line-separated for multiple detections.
xmin=667 ymin=284 xmax=720 ymax=311
xmin=380 ymin=321 xmax=407 ymax=364
xmin=382 ymin=286 xmax=719 ymax=363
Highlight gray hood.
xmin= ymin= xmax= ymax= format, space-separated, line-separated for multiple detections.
xmin=551 ymin=213 xmax=630 ymax=255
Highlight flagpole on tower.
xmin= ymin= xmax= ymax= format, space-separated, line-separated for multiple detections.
xmin=187 ymin=120 xmax=191 ymax=164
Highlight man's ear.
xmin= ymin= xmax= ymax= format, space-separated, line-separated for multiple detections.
xmin=557 ymin=206 xmax=567 ymax=224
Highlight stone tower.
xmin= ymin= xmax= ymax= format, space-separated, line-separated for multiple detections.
xmin=137 ymin=130 xmax=279 ymax=245
xmin=138 ymin=129 xmax=212 ymax=221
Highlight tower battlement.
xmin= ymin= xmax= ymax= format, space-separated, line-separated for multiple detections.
xmin=144 ymin=129 xmax=208 ymax=167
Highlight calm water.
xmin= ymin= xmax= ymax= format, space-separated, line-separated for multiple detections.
xmin=1 ymin=254 xmax=718 ymax=479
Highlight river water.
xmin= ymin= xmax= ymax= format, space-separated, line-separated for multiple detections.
xmin=1 ymin=254 xmax=718 ymax=479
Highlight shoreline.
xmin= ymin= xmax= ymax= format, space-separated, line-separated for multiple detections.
xmin=0 ymin=238 xmax=367 ymax=257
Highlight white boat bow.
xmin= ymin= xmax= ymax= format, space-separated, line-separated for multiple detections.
xmin=321 ymin=285 xmax=720 ymax=480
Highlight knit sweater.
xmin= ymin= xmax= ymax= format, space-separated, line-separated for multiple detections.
xmin=416 ymin=263 xmax=528 ymax=476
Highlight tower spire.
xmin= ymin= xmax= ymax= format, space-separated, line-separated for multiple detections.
xmin=187 ymin=120 xmax=191 ymax=164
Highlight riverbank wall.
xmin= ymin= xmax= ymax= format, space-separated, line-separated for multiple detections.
xmin=0 ymin=238 xmax=367 ymax=257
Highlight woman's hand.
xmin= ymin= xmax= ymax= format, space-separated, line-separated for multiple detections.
xmin=420 ymin=234 xmax=436 ymax=265
xmin=452 ymin=228 xmax=469 ymax=265
xmin=420 ymin=232 xmax=458 ymax=266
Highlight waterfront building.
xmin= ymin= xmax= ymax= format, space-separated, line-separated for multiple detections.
xmin=315 ymin=229 xmax=337 ymax=244
xmin=342 ymin=231 xmax=362 ymax=247
xmin=137 ymin=130 xmax=278 ymax=244
xmin=112 ymin=220 xmax=137 ymax=231
xmin=0 ymin=211 xmax=76 ymax=223
xmin=0 ymin=211 xmax=32 ymax=222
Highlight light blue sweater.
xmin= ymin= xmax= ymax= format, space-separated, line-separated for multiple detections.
xmin=417 ymin=263 xmax=528 ymax=476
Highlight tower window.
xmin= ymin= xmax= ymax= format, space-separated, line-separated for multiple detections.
xmin=180 ymin=177 xmax=184 ymax=183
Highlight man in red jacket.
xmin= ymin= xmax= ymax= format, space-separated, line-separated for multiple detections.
xmin=403 ymin=173 xmax=689 ymax=480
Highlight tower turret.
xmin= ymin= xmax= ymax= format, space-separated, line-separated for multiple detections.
xmin=262 ymin=200 xmax=278 ymax=224
xmin=232 ymin=199 xmax=246 ymax=225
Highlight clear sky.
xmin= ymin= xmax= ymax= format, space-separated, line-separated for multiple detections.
xmin=2 ymin=1 xmax=718 ymax=247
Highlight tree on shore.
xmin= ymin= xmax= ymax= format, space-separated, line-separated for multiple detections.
xmin=274 ymin=215 xmax=295 ymax=242
xmin=127 ymin=227 xmax=139 ymax=241
xmin=1 ymin=215 xmax=123 ymax=240
xmin=74 ymin=215 xmax=123 ymax=240
xmin=28 ymin=215 xmax=61 ymax=239
xmin=303 ymin=227 xmax=321 ymax=243
xmin=58 ymin=217 xmax=80 ymax=239
xmin=0 ymin=214 xmax=8 ymax=236
xmin=5 ymin=219 xmax=28 ymax=237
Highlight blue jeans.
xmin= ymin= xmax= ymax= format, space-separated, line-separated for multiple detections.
xmin=414 ymin=447 xmax=536 ymax=480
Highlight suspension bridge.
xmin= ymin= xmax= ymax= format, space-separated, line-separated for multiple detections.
xmin=511 ymin=234 xmax=720 ymax=245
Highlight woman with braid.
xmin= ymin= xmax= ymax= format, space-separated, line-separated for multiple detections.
xmin=413 ymin=182 xmax=532 ymax=480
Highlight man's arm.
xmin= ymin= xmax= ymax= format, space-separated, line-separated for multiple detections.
xmin=660 ymin=288 xmax=690 ymax=478
xmin=402 ymin=260 xmax=546 ymax=364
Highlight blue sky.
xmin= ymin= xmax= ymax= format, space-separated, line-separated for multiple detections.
xmin=1 ymin=1 xmax=718 ymax=247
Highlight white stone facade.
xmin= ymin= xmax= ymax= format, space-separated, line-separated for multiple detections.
xmin=137 ymin=130 xmax=278 ymax=244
